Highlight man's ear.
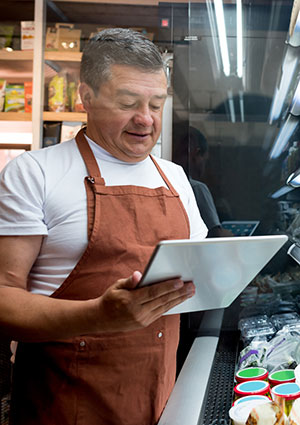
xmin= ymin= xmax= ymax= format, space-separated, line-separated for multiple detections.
xmin=79 ymin=82 xmax=94 ymax=112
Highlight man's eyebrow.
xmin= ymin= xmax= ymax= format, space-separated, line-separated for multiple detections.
xmin=116 ymin=89 xmax=167 ymax=100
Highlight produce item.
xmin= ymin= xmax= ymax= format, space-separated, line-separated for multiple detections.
xmin=289 ymin=397 xmax=300 ymax=425
xmin=48 ymin=74 xmax=67 ymax=112
xmin=229 ymin=400 xmax=271 ymax=425
xmin=269 ymin=369 xmax=296 ymax=387
xmin=24 ymin=81 xmax=32 ymax=112
xmin=234 ymin=395 xmax=271 ymax=406
xmin=0 ymin=79 xmax=6 ymax=111
xmin=245 ymin=401 xmax=285 ymax=424
xmin=21 ymin=21 xmax=34 ymax=50
xmin=236 ymin=367 xmax=268 ymax=383
xmin=4 ymin=84 xmax=24 ymax=112
xmin=271 ymin=383 xmax=300 ymax=416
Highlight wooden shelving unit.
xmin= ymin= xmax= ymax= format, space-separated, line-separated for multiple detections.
xmin=0 ymin=112 xmax=32 ymax=121
xmin=43 ymin=111 xmax=87 ymax=122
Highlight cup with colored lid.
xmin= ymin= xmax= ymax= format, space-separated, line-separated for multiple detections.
xmin=271 ymin=382 xmax=300 ymax=416
xmin=233 ymin=394 xmax=271 ymax=406
xmin=234 ymin=380 xmax=270 ymax=401
xmin=235 ymin=367 xmax=268 ymax=383
xmin=229 ymin=400 xmax=271 ymax=425
xmin=269 ymin=369 xmax=295 ymax=387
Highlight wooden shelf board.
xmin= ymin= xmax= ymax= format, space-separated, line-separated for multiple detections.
xmin=0 ymin=112 xmax=32 ymax=121
xmin=0 ymin=50 xmax=33 ymax=61
xmin=43 ymin=112 xmax=87 ymax=122
xmin=45 ymin=51 xmax=82 ymax=62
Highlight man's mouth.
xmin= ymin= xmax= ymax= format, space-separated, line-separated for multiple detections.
xmin=126 ymin=131 xmax=150 ymax=138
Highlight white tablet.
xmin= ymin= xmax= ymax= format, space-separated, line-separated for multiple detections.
xmin=139 ymin=235 xmax=288 ymax=315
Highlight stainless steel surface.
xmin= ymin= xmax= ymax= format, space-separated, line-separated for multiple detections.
xmin=158 ymin=336 xmax=219 ymax=425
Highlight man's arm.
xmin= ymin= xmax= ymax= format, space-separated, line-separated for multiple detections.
xmin=0 ymin=235 xmax=195 ymax=342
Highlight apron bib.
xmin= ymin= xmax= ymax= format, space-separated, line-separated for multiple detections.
xmin=10 ymin=129 xmax=190 ymax=425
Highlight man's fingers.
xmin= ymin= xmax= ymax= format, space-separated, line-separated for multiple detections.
xmin=115 ymin=271 xmax=143 ymax=290
xmin=147 ymin=288 xmax=195 ymax=320
xmin=141 ymin=281 xmax=195 ymax=308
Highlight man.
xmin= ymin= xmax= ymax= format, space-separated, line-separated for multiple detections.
xmin=0 ymin=29 xmax=207 ymax=425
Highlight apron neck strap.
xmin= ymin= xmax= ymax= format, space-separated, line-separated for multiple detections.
xmin=150 ymin=155 xmax=179 ymax=196
xmin=75 ymin=128 xmax=103 ymax=179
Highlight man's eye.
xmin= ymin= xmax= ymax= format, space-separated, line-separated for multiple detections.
xmin=121 ymin=103 xmax=135 ymax=109
xmin=151 ymin=105 xmax=161 ymax=111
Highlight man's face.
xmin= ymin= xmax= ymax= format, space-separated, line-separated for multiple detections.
xmin=82 ymin=64 xmax=168 ymax=162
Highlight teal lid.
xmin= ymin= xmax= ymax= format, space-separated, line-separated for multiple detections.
xmin=234 ymin=380 xmax=270 ymax=396
xmin=272 ymin=382 xmax=300 ymax=399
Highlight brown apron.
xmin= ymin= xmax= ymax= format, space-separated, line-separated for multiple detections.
xmin=10 ymin=129 xmax=190 ymax=425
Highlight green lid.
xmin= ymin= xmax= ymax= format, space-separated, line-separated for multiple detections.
xmin=269 ymin=369 xmax=295 ymax=382
xmin=236 ymin=367 xmax=267 ymax=379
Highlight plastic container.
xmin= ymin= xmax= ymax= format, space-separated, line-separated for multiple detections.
xmin=235 ymin=367 xmax=268 ymax=383
xmin=269 ymin=369 xmax=296 ymax=387
xmin=229 ymin=399 xmax=271 ymax=425
xmin=234 ymin=380 xmax=270 ymax=401
xmin=271 ymin=382 xmax=300 ymax=416
xmin=233 ymin=395 xmax=270 ymax=406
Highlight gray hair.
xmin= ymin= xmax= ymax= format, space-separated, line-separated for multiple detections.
xmin=80 ymin=28 xmax=166 ymax=94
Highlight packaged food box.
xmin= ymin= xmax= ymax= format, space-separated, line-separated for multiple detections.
xmin=4 ymin=84 xmax=25 ymax=112
xmin=45 ymin=23 xmax=81 ymax=52
xmin=24 ymin=81 xmax=32 ymax=112
xmin=60 ymin=121 xmax=83 ymax=142
xmin=21 ymin=21 xmax=34 ymax=50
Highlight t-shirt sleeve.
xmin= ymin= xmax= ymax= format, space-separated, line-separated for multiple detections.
xmin=175 ymin=167 xmax=208 ymax=240
xmin=0 ymin=152 xmax=48 ymax=235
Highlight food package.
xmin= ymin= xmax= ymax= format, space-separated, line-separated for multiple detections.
xmin=24 ymin=81 xmax=32 ymax=112
xmin=45 ymin=23 xmax=81 ymax=52
xmin=289 ymin=397 xmax=300 ymax=424
xmin=4 ymin=84 xmax=25 ymax=112
xmin=0 ymin=79 xmax=6 ymax=111
xmin=0 ymin=25 xmax=14 ymax=50
xmin=245 ymin=401 xmax=285 ymax=424
xmin=60 ymin=121 xmax=83 ymax=142
xmin=74 ymin=83 xmax=85 ymax=112
xmin=21 ymin=21 xmax=34 ymax=50
xmin=67 ymin=81 xmax=77 ymax=112
xmin=48 ymin=74 xmax=67 ymax=112
xmin=45 ymin=26 xmax=58 ymax=51
xmin=43 ymin=122 xmax=61 ymax=148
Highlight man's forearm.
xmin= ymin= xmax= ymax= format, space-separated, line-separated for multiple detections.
xmin=0 ymin=286 xmax=99 ymax=342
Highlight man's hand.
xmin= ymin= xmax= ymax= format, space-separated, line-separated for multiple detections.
xmin=95 ymin=271 xmax=195 ymax=332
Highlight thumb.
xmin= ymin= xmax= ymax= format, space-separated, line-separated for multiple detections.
xmin=116 ymin=271 xmax=143 ymax=290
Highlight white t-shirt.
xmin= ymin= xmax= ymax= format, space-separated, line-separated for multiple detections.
xmin=0 ymin=136 xmax=207 ymax=296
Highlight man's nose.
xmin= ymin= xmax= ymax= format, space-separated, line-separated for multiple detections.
xmin=133 ymin=107 xmax=154 ymax=127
